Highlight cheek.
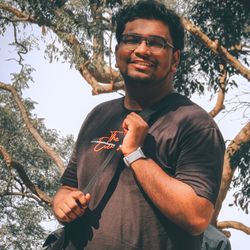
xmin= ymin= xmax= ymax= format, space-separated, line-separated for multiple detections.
xmin=160 ymin=56 xmax=172 ymax=70
xmin=116 ymin=51 xmax=130 ymax=67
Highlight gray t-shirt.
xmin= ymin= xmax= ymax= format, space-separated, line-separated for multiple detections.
xmin=61 ymin=93 xmax=225 ymax=250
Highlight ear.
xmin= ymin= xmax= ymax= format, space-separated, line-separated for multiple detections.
xmin=171 ymin=50 xmax=181 ymax=74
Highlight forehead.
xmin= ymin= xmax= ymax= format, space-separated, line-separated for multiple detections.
xmin=123 ymin=19 xmax=171 ymax=40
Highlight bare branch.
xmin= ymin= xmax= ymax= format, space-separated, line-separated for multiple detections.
xmin=55 ymin=29 xmax=121 ymax=87
xmin=0 ymin=14 xmax=33 ymax=23
xmin=92 ymin=81 xmax=125 ymax=95
xmin=12 ymin=22 xmax=28 ymax=68
xmin=0 ymin=81 xmax=65 ymax=174
xmin=90 ymin=3 xmax=104 ymax=65
xmin=209 ymin=64 xmax=226 ymax=117
xmin=0 ymin=145 xmax=53 ymax=205
xmin=217 ymin=221 xmax=250 ymax=235
xmin=182 ymin=18 xmax=250 ymax=81
xmin=1 ymin=191 xmax=42 ymax=203
xmin=212 ymin=122 xmax=250 ymax=224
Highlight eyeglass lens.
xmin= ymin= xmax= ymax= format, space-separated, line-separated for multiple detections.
xmin=121 ymin=34 xmax=174 ymax=52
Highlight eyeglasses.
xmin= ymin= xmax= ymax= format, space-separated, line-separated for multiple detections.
xmin=120 ymin=34 xmax=174 ymax=53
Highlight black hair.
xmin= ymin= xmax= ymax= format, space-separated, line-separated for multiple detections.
xmin=113 ymin=0 xmax=184 ymax=51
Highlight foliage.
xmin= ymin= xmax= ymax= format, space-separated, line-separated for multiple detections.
xmin=174 ymin=0 xmax=250 ymax=96
xmin=0 ymin=198 xmax=49 ymax=250
xmin=0 ymin=88 xmax=74 ymax=248
xmin=231 ymin=141 xmax=250 ymax=214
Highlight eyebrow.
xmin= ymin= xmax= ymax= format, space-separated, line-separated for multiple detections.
xmin=123 ymin=33 xmax=168 ymax=41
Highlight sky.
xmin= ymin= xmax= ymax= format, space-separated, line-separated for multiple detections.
xmin=1 ymin=25 xmax=249 ymax=249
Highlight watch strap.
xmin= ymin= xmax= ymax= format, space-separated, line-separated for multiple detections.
xmin=123 ymin=147 xmax=146 ymax=167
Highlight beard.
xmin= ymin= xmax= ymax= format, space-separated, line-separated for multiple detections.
xmin=122 ymin=73 xmax=154 ymax=86
xmin=121 ymin=68 xmax=172 ymax=88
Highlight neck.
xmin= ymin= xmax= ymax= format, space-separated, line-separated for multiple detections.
xmin=124 ymin=78 xmax=175 ymax=110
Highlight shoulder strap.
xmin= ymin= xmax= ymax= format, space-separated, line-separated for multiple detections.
xmin=83 ymin=93 xmax=179 ymax=208
xmin=138 ymin=93 xmax=178 ymax=123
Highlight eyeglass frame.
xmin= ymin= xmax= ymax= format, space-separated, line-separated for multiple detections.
xmin=119 ymin=33 xmax=174 ymax=52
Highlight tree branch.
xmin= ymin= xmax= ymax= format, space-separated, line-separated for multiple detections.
xmin=0 ymin=81 xmax=65 ymax=174
xmin=217 ymin=221 xmax=250 ymax=235
xmin=0 ymin=145 xmax=53 ymax=205
xmin=12 ymin=22 xmax=28 ymax=68
xmin=209 ymin=64 xmax=226 ymax=117
xmin=212 ymin=122 xmax=250 ymax=224
xmin=182 ymin=18 xmax=250 ymax=81
xmin=90 ymin=3 xmax=104 ymax=65
xmin=1 ymin=191 xmax=42 ymax=203
xmin=1 ymin=3 xmax=248 ymax=91
xmin=0 ymin=3 xmax=37 ymax=24
xmin=55 ymin=29 xmax=121 ymax=88
xmin=91 ymin=81 xmax=125 ymax=95
xmin=0 ymin=3 xmax=122 ymax=92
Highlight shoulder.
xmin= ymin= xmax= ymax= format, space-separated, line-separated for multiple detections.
xmin=89 ymin=97 xmax=124 ymax=114
xmin=152 ymin=93 xmax=224 ymax=146
xmin=84 ymin=97 xmax=124 ymax=122
xmin=169 ymin=93 xmax=220 ymax=132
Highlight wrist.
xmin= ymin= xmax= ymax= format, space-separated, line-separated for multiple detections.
xmin=123 ymin=146 xmax=146 ymax=167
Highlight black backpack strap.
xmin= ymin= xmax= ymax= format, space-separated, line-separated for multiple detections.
xmin=84 ymin=93 xmax=178 ymax=209
xmin=83 ymin=148 xmax=119 ymax=195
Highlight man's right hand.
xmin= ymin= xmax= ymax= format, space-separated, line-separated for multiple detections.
xmin=52 ymin=186 xmax=91 ymax=223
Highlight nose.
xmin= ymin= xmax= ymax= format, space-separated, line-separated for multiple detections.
xmin=134 ymin=40 xmax=151 ymax=55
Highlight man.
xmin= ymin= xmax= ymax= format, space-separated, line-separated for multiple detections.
xmin=52 ymin=1 xmax=225 ymax=249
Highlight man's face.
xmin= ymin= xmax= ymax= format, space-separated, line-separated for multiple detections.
xmin=115 ymin=19 xmax=179 ymax=86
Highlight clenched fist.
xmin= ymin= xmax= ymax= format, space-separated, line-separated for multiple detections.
xmin=121 ymin=112 xmax=149 ymax=156
xmin=52 ymin=186 xmax=91 ymax=223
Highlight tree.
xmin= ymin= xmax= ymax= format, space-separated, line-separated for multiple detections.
xmin=0 ymin=0 xmax=249 ymax=248
xmin=0 ymin=88 xmax=75 ymax=248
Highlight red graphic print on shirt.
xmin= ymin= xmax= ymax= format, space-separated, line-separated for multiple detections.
xmin=91 ymin=130 xmax=123 ymax=152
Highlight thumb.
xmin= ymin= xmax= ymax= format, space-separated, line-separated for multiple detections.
xmin=85 ymin=193 xmax=91 ymax=202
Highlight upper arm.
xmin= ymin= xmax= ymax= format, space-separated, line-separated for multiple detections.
xmin=175 ymin=127 xmax=225 ymax=205
xmin=60 ymin=146 xmax=78 ymax=188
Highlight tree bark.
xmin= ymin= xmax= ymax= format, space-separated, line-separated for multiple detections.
xmin=0 ymin=145 xmax=53 ymax=205
xmin=218 ymin=221 xmax=250 ymax=235
xmin=0 ymin=81 xmax=65 ymax=174
xmin=212 ymin=122 xmax=250 ymax=225
xmin=209 ymin=64 xmax=226 ymax=117
xmin=182 ymin=18 xmax=250 ymax=81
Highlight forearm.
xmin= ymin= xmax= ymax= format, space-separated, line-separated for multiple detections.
xmin=130 ymin=158 xmax=214 ymax=235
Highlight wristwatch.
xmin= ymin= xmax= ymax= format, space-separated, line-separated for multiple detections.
xmin=123 ymin=147 xmax=146 ymax=167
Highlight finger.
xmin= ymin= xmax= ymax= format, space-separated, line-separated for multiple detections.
xmin=122 ymin=114 xmax=136 ymax=134
xmin=74 ymin=192 xmax=89 ymax=207
xmin=63 ymin=202 xmax=79 ymax=218
xmin=125 ymin=112 xmax=147 ymax=127
xmin=85 ymin=193 xmax=91 ymax=202
xmin=129 ymin=112 xmax=148 ymax=126
xmin=71 ymin=190 xmax=85 ymax=201
xmin=58 ymin=204 xmax=78 ymax=222
xmin=65 ymin=196 xmax=86 ymax=216
xmin=55 ymin=209 xmax=70 ymax=223
xmin=122 ymin=118 xmax=128 ymax=132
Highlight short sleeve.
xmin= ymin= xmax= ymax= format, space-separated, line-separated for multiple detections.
xmin=60 ymin=106 xmax=101 ymax=188
xmin=175 ymin=127 xmax=225 ymax=205
xmin=61 ymin=146 xmax=78 ymax=187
